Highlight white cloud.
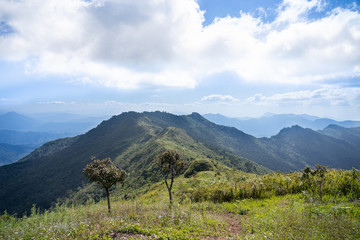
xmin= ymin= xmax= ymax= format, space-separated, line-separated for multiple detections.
xmin=0 ymin=0 xmax=359 ymax=88
xmin=275 ymin=0 xmax=324 ymax=23
xmin=37 ymin=101 xmax=67 ymax=105
xmin=245 ymin=87 xmax=360 ymax=107
xmin=201 ymin=94 xmax=239 ymax=103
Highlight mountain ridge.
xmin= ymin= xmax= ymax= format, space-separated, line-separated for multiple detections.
xmin=1 ymin=111 xmax=359 ymax=215
xmin=204 ymin=113 xmax=360 ymax=137
xmin=0 ymin=111 xmax=269 ymax=215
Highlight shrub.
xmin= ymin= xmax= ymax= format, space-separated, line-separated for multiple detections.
xmin=184 ymin=159 xmax=215 ymax=178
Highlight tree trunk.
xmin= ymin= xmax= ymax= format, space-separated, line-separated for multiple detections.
xmin=319 ymin=181 xmax=322 ymax=201
xmin=105 ymin=187 xmax=111 ymax=213
xmin=164 ymin=177 xmax=173 ymax=204
xmin=168 ymin=188 xmax=172 ymax=204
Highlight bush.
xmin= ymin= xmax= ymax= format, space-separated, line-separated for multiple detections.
xmin=184 ymin=159 xmax=215 ymax=178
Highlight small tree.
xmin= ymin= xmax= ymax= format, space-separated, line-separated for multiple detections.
xmin=312 ymin=164 xmax=328 ymax=201
xmin=157 ymin=150 xmax=186 ymax=204
xmin=83 ymin=156 xmax=127 ymax=213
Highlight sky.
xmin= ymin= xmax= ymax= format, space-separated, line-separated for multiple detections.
xmin=0 ymin=0 xmax=360 ymax=120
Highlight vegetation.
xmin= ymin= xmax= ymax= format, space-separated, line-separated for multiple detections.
xmin=18 ymin=136 xmax=81 ymax=163
xmin=1 ymin=111 xmax=359 ymax=216
xmin=157 ymin=150 xmax=186 ymax=204
xmin=83 ymin=157 xmax=127 ymax=213
xmin=1 ymin=167 xmax=360 ymax=239
xmin=184 ymin=158 xmax=215 ymax=178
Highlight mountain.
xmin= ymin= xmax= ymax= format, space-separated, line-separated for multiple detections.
xmin=260 ymin=125 xmax=360 ymax=170
xmin=18 ymin=136 xmax=81 ymax=163
xmin=0 ymin=111 xmax=103 ymax=134
xmin=0 ymin=111 xmax=268 ymax=215
xmin=0 ymin=130 xmax=68 ymax=166
xmin=1 ymin=111 xmax=359 ymax=215
xmin=204 ymin=113 xmax=360 ymax=137
xmin=320 ymin=125 xmax=360 ymax=147
xmin=0 ymin=129 xmax=62 ymax=146
xmin=0 ymin=143 xmax=33 ymax=165
xmin=0 ymin=112 xmax=39 ymax=131
xmin=0 ymin=112 xmax=104 ymax=165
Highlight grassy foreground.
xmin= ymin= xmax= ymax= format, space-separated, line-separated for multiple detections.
xmin=1 ymin=169 xmax=360 ymax=239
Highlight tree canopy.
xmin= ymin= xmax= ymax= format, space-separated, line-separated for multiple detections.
xmin=158 ymin=150 xmax=186 ymax=204
xmin=83 ymin=156 xmax=127 ymax=213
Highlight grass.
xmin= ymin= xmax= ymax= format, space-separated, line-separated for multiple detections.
xmin=1 ymin=169 xmax=360 ymax=239
xmin=2 ymin=195 xmax=360 ymax=239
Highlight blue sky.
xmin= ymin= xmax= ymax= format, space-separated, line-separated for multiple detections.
xmin=0 ymin=0 xmax=360 ymax=119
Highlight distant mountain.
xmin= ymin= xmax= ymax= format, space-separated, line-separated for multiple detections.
xmin=0 ymin=112 xmax=39 ymax=131
xmin=0 ymin=111 xmax=104 ymax=134
xmin=204 ymin=113 xmax=360 ymax=137
xmin=0 ymin=112 xmax=104 ymax=165
xmin=0 ymin=129 xmax=62 ymax=146
xmin=320 ymin=125 xmax=360 ymax=147
xmin=0 ymin=143 xmax=33 ymax=166
xmin=260 ymin=125 xmax=360 ymax=170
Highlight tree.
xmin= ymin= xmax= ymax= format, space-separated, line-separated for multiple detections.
xmin=157 ymin=150 xmax=186 ymax=204
xmin=83 ymin=156 xmax=127 ymax=213
xmin=312 ymin=164 xmax=328 ymax=201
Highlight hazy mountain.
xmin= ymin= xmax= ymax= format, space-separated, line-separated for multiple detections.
xmin=204 ymin=113 xmax=360 ymax=137
xmin=0 ymin=112 xmax=39 ymax=131
xmin=0 ymin=129 xmax=62 ymax=146
xmin=0 ymin=111 xmax=104 ymax=135
xmin=0 ymin=143 xmax=33 ymax=166
xmin=320 ymin=125 xmax=360 ymax=147
xmin=0 ymin=112 xmax=104 ymax=165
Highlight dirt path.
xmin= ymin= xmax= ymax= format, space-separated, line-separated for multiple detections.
xmin=110 ymin=232 xmax=150 ymax=239
xmin=201 ymin=213 xmax=244 ymax=240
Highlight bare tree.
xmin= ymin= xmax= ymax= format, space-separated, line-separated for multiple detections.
xmin=83 ymin=156 xmax=127 ymax=213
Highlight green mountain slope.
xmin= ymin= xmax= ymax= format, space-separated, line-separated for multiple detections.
xmin=320 ymin=124 xmax=360 ymax=146
xmin=0 ymin=111 xmax=268 ymax=215
xmin=261 ymin=125 xmax=360 ymax=170
xmin=18 ymin=136 xmax=81 ymax=163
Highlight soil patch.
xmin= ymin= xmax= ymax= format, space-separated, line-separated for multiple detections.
xmin=110 ymin=232 xmax=150 ymax=239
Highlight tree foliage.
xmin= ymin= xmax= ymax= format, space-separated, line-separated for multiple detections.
xmin=83 ymin=156 xmax=127 ymax=213
xmin=157 ymin=150 xmax=186 ymax=204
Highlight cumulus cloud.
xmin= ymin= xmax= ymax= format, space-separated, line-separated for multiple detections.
xmin=0 ymin=0 xmax=359 ymax=88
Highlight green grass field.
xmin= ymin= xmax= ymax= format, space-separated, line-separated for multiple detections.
xmin=1 ymin=168 xmax=360 ymax=239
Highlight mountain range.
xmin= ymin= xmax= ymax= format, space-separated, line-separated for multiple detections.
xmin=0 ymin=111 xmax=359 ymax=215
xmin=0 ymin=112 xmax=104 ymax=165
xmin=204 ymin=113 xmax=360 ymax=137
